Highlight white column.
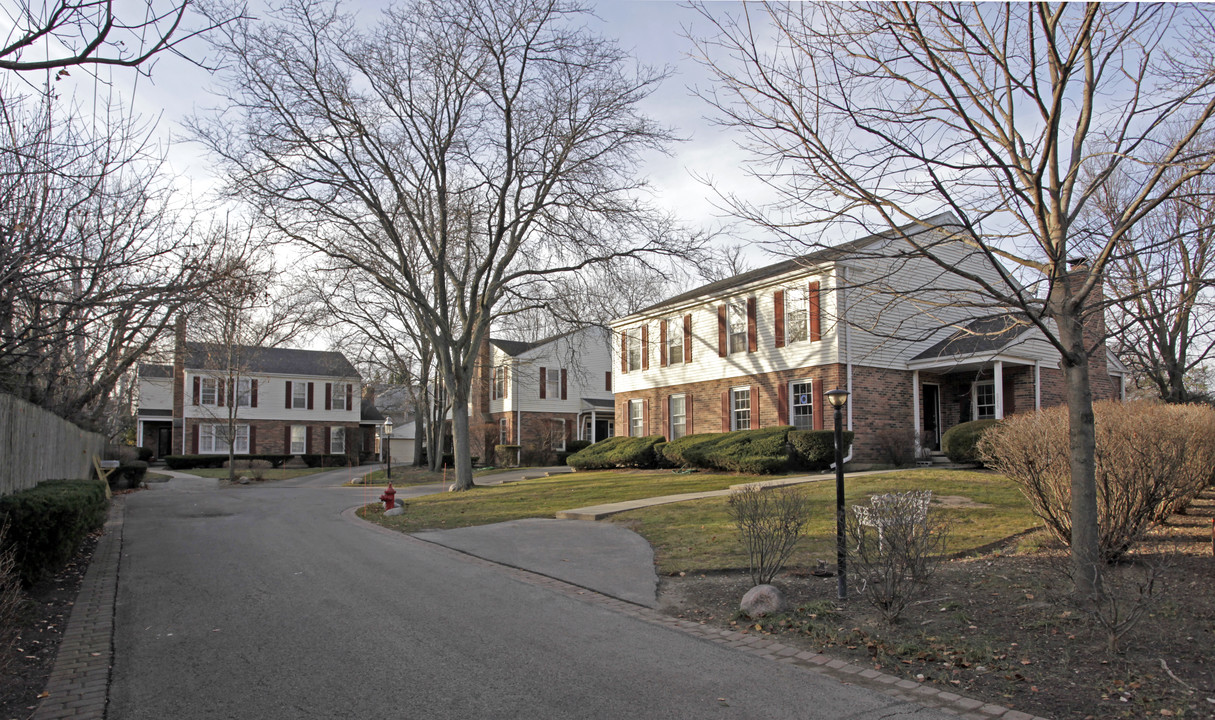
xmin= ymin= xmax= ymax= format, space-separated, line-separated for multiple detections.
xmin=591 ymin=408 xmax=598 ymax=443
xmin=994 ymin=360 xmax=1004 ymax=420
xmin=136 ymin=421 xmax=144 ymax=448
xmin=911 ymin=370 xmax=921 ymax=454
xmin=1034 ymin=360 xmax=1042 ymax=411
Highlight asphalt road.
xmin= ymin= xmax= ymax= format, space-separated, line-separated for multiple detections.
xmin=109 ymin=469 xmax=954 ymax=719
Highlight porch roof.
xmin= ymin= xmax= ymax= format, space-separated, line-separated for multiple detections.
xmin=907 ymin=314 xmax=1037 ymax=371
xmin=580 ymin=397 xmax=614 ymax=411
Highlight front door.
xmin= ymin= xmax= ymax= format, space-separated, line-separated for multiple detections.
xmin=921 ymin=384 xmax=941 ymax=451
xmin=155 ymin=426 xmax=172 ymax=459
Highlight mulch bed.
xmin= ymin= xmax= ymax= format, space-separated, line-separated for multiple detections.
xmin=0 ymin=532 xmax=98 ymax=720
xmin=659 ymin=488 xmax=1215 ymax=720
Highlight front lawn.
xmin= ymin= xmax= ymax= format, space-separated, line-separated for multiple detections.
xmin=347 ymin=465 xmax=513 ymax=487
xmin=610 ymin=469 xmax=1037 ymax=574
xmin=357 ymin=469 xmax=747 ymax=532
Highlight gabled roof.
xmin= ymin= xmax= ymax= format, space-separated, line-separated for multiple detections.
xmin=632 ymin=212 xmax=962 ymax=317
xmin=489 ymin=327 xmax=600 ymax=358
xmin=911 ymin=314 xmax=1032 ymax=361
xmin=183 ymin=342 xmax=359 ymax=378
xmin=139 ymin=363 xmax=173 ymax=378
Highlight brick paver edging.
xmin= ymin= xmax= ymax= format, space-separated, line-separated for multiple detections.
xmin=32 ymin=497 xmax=125 ymax=720
xmin=349 ymin=505 xmax=1052 ymax=720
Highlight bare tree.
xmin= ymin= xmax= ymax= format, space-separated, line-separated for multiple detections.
xmin=691 ymin=2 xmax=1215 ymax=596
xmin=193 ymin=0 xmax=700 ymax=490
xmin=0 ymin=0 xmax=236 ymax=74
xmin=0 ymin=86 xmax=224 ymax=432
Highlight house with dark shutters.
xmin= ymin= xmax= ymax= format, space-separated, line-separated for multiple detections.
xmin=136 ymin=329 xmax=362 ymax=460
xmin=609 ymin=214 xmax=1128 ymax=464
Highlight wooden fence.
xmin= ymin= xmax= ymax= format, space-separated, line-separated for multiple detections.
xmin=0 ymin=393 xmax=106 ymax=497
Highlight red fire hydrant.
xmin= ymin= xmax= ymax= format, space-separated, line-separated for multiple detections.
xmin=379 ymin=483 xmax=397 ymax=510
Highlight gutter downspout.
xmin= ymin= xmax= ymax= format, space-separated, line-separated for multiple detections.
xmin=832 ymin=265 xmax=855 ymax=468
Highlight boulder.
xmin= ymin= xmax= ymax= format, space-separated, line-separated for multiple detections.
xmin=740 ymin=584 xmax=786 ymax=618
xmin=385 ymin=506 xmax=405 ymax=517
xmin=238 ymin=476 xmax=251 ymax=485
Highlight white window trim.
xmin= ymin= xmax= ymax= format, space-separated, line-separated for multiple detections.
xmin=789 ymin=379 xmax=814 ymax=431
xmin=552 ymin=418 xmax=566 ymax=451
xmin=290 ymin=425 xmax=307 ymax=454
xmin=728 ymin=299 xmax=748 ymax=355
xmin=731 ymin=386 xmax=751 ymax=431
xmin=332 ymin=383 xmax=347 ymax=409
xmin=626 ymin=331 xmax=642 ymax=372
xmin=669 ymin=393 xmax=687 ymax=440
xmin=667 ymin=319 xmax=684 ymax=365
xmin=973 ymin=381 xmax=996 ymax=420
xmin=546 ymin=367 xmax=561 ymax=400
xmin=786 ymin=288 xmax=808 ymax=345
xmin=200 ymin=423 xmax=248 ymax=454
xmin=200 ymin=377 xmax=218 ymax=406
xmin=236 ymin=378 xmax=252 ymax=408
xmin=330 ymin=426 xmax=345 ymax=454
xmin=629 ymin=399 xmax=644 ymax=437
xmin=292 ymin=382 xmax=308 ymax=409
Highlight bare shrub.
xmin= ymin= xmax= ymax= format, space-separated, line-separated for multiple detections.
xmin=847 ymin=497 xmax=949 ymax=624
xmin=872 ymin=428 xmax=915 ymax=467
xmin=980 ymin=401 xmax=1215 ymax=561
xmin=1055 ymin=551 xmax=1170 ymax=655
xmin=0 ymin=522 xmax=25 ymax=672
xmin=727 ymin=484 xmax=812 ymax=585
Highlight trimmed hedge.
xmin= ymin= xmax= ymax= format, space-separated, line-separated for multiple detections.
xmin=942 ymin=419 xmax=1000 ymax=464
xmin=112 ymin=461 xmax=148 ymax=488
xmin=567 ymin=436 xmax=664 ymax=470
xmin=164 ymin=453 xmax=295 ymax=470
xmin=789 ymin=429 xmax=855 ymax=471
xmin=662 ymin=427 xmax=795 ymax=475
xmin=0 ymin=479 xmax=108 ymax=585
xmin=300 ymin=454 xmax=352 ymax=468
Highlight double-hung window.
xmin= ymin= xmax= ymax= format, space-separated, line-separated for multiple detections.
xmin=235 ymin=378 xmax=252 ymax=408
xmin=499 ymin=418 xmax=509 ymax=445
xmin=666 ymin=319 xmax=684 ymax=365
xmin=626 ymin=331 xmax=642 ymax=371
xmin=728 ymin=300 xmax=747 ymax=355
xmin=290 ymin=425 xmax=307 ymax=454
xmin=492 ymin=366 xmax=507 ymax=400
xmin=332 ymin=382 xmax=347 ymax=409
xmin=731 ymin=387 xmax=751 ymax=430
xmin=974 ymin=382 xmax=996 ymax=420
xmin=551 ymin=419 xmax=566 ymax=451
xmin=200 ymin=378 xmax=218 ymax=406
xmin=629 ymin=399 xmax=645 ymax=437
xmin=786 ymin=287 xmax=808 ymax=344
xmin=790 ymin=380 xmax=814 ymax=430
xmin=546 ymin=367 xmax=560 ymax=399
xmin=292 ymin=382 xmax=308 ymax=409
xmin=201 ymin=423 xmax=248 ymax=454
xmin=669 ymin=394 xmax=687 ymax=440
xmin=330 ymin=427 xmax=345 ymax=454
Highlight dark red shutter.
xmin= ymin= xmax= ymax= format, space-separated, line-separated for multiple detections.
xmin=217 ymin=379 xmax=225 ymax=407
xmin=192 ymin=377 xmax=200 ymax=405
xmin=324 ymin=428 xmax=331 ymax=454
xmin=251 ymin=379 xmax=259 ymax=408
xmin=721 ymin=391 xmax=730 ymax=432
xmin=305 ymin=426 xmax=313 ymax=454
xmin=773 ymin=290 xmax=786 ymax=348
xmin=285 ymin=381 xmax=292 ymax=409
xmin=746 ymin=297 xmax=757 ymax=352
xmin=752 ymin=385 xmax=760 ymax=428
xmin=325 ymin=383 xmax=332 ymax=410
xmin=539 ymin=367 xmax=547 ymax=398
xmin=621 ymin=331 xmax=628 ymax=373
xmin=641 ymin=325 xmax=649 ymax=370
xmin=307 ymin=382 xmax=314 ymax=410
xmin=777 ymin=383 xmax=789 ymax=426
xmin=809 ymin=282 xmax=822 ymax=342
xmin=686 ymin=394 xmax=694 ymax=435
xmin=560 ymin=369 xmax=567 ymax=400
xmin=191 ymin=424 xmax=199 ymax=453
xmin=642 ymin=399 xmax=649 ymax=436
xmin=659 ymin=319 xmax=668 ymax=367
xmin=814 ymin=381 xmax=825 ymax=430
xmin=683 ymin=314 xmax=693 ymax=363
xmin=717 ymin=305 xmax=727 ymax=357
xmin=605 ymin=372 xmax=612 ymax=391
xmin=249 ymin=425 xmax=257 ymax=453
xmin=284 ymin=426 xmax=291 ymax=453
xmin=346 ymin=384 xmax=353 ymax=411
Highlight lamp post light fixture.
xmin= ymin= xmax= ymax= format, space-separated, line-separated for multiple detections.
xmin=824 ymin=388 xmax=851 ymax=600
xmin=383 ymin=416 xmax=393 ymax=482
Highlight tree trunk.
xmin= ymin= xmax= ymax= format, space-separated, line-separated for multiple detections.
xmin=450 ymin=394 xmax=474 ymax=491
xmin=412 ymin=396 xmax=425 ymax=467
xmin=1058 ymin=312 xmax=1102 ymax=598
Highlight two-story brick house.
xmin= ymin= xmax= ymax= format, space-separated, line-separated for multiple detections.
xmin=136 ymin=328 xmax=362 ymax=460
xmin=469 ymin=326 xmax=614 ymax=461
xmin=610 ymin=214 xmax=1127 ymax=464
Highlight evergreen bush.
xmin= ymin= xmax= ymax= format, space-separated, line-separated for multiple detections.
xmin=0 ymin=479 xmax=108 ymax=585
xmin=788 ymin=429 xmax=854 ymax=470
xmin=566 ymin=436 xmax=663 ymax=470
xmin=941 ymin=419 xmax=1000 ymax=464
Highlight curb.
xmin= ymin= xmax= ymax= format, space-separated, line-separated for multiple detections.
xmin=32 ymin=497 xmax=125 ymax=720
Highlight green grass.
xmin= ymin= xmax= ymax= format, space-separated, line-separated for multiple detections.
xmin=346 ymin=466 xmax=515 ymax=487
xmin=186 ymin=467 xmax=332 ymax=480
xmin=608 ymin=469 xmax=1039 ymax=574
xmin=358 ymin=469 xmax=747 ymax=532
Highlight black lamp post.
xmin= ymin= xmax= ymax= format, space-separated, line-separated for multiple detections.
xmin=824 ymin=388 xmax=851 ymax=600
xmin=383 ymin=416 xmax=393 ymax=482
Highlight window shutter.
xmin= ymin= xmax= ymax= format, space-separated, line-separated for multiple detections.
xmin=191 ymin=424 xmax=199 ymax=453
xmin=746 ymin=297 xmax=757 ymax=352
xmin=307 ymin=382 xmax=314 ymax=410
xmin=717 ymin=305 xmax=727 ymax=357
xmin=285 ymin=381 xmax=292 ymax=409
xmin=752 ymin=385 xmax=760 ymax=427
xmin=324 ymin=428 xmax=331 ymax=454
xmin=641 ymin=325 xmax=649 ymax=370
xmin=773 ymin=290 xmax=786 ymax=348
xmin=251 ymin=379 xmax=259 ymax=408
xmin=539 ymin=367 xmax=547 ymax=399
xmin=249 ymin=425 xmax=257 ymax=453
xmin=284 ymin=426 xmax=291 ymax=453
xmin=809 ymin=281 xmax=822 ymax=342
xmin=228 ymin=380 xmax=234 ymax=407
xmin=605 ymin=371 xmax=612 ymax=391
xmin=642 ymin=399 xmax=649 ymax=436
xmin=620 ymin=331 xmax=628 ymax=373
xmin=306 ymin=426 xmax=313 ymax=454
xmin=659 ymin=319 xmax=668 ymax=367
xmin=721 ymin=391 xmax=730 ymax=432
xmin=777 ymin=383 xmax=789 ymax=426
xmin=683 ymin=314 xmax=693 ymax=363
xmin=503 ymin=367 xmax=509 ymax=398
xmin=686 ymin=394 xmax=694 ymax=435
xmin=1003 ymin=377 xmax=1016 ymax=415
xmin=560 ymin=369 xmax=567 ymax=400
xmin=814 ymin=381 xmax=825 ymax=430
xmin=217 ymin=379 xmax=225 ymax=407
xmin=192 ymin=376 xmax=200 ymax=405
xmin=346 ymin=384 xmax=353 ymax=411
xmin=325 ymin=383 xmax=332 ymax=410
